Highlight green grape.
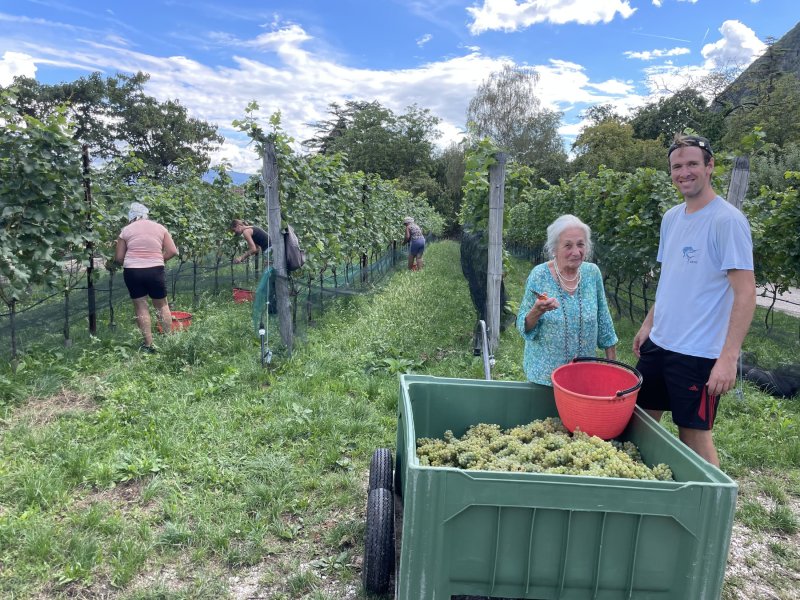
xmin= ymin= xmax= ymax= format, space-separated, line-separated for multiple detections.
xmin=415 ymin=417 xmax=675 ymax=481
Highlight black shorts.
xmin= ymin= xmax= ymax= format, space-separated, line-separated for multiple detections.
xmin=635 ymin=338 xmax=720 ymax=430
xmin=123 ymin=266 xmax=167 ymax=300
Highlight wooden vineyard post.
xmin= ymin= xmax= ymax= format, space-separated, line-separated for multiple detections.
xmin=263 ymin=140 xmax=293 ymax=354
xmin=727 ymin=156 xmax=750 ymax=210
xmin=486 ymin=152 xmax=507 ymax=353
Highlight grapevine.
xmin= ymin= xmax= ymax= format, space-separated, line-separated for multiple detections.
xmin=416 ymin=417 xmax=674 ymax=481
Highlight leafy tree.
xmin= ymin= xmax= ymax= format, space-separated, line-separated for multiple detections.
xmin=629 ymin=88 xmax=717 ymax=146
xmin=570 ymin=119 xmax=664 ymax=175
xmin=722 ymin=74 xmax=800 ymax=150
xmin=466 ymin=65 xmax=568 ymax=182
xmin=303 ymin=100 xmax=441 ymax=182
xmin=3 ymin=72 xmax=223 ymax=180
xmin=431 ymin=142 xmax=466 ymax=233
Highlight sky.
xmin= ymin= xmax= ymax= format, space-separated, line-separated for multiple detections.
xmin=1 ymin=0 xmax=798 ymax=174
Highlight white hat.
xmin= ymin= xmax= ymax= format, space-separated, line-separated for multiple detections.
xmin=403 ymin=216 xmax=414 ymax=224
xmin=128 ymin=202 xmax=149 ymax=221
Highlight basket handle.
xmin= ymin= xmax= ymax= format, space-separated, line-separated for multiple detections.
xmin=571 ymin=356 xmax=643 ymax=397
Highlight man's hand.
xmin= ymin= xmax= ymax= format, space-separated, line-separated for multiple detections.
xmin=233 ymin=256 xmax=242 ymax=265
xmin=632 ymin=326 xmax=650 ymax=358
xmin=706 ymin=357 xmax=737 ymax=397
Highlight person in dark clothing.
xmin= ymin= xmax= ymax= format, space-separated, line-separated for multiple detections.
xmin=231 ymin=219 xmax=270 ymax=264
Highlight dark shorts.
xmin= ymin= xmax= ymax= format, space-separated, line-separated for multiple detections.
xmin=123 ymin=266 xmax=167 ymax=300
xmin=409 ymin=238 xmax=425 ymax=257
xmin=635 ymin=338 xmax=720 ymax=430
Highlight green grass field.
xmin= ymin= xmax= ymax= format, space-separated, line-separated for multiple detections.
xmin=1 ymin=240 xmax=798 ymax=599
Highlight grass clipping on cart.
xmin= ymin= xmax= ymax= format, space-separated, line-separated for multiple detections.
xmin=416 ymin=417 xmax=673 ymax=481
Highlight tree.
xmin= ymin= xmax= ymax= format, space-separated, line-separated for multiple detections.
xmin=466 ymin=64 xmax=568 ymax=183
xmin=432 ymin=141 xmax=467 ymax=233
xmin=3 ymin=72 xmax=223 ymax=180
xmin=570 ymin=119 xmax=664 ymax=175
xmin=303 ymin=100 xmax=441 ymax=182
xmin=629 ymin=88 xmax=716 ymax=145
xmin=722 ymin=73 xmax=800 ymax=150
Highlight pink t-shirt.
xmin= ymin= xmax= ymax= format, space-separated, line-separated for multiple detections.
xmin=119 ymin=219 xmax=169 ymax=268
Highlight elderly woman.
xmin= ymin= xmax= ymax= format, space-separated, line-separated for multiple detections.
xmin=403 ymin=216 xmax=426 ymax=271
xmin=516 ymin=214 xmax=617 ymax=386
xmin=115 ymin=202 xmax=179 ymax=353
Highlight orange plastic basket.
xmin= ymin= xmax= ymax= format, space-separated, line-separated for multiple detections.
xmin=551 ymin=357 xmax=642 ymax=440
xmin=232 ymin=287 xmax=255 ymax=303
xmin=157 ymin=310 xmax=192 ymax=333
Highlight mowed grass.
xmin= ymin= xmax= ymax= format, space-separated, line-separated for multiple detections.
xmin=1 ymin=239 xmax=798 ymax=599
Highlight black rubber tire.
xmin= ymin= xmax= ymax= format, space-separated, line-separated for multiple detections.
xmin=368 ymin=448 xmax=393 ymax=492
xmin=363 ymin=488 xmax=394 ymax=595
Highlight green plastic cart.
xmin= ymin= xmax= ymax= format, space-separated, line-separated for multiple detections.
xmin=363 ymin=375 xmax=738 ymax=599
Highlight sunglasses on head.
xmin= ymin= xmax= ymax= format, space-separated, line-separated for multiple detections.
xmin=668 ymin=136 xmax=713 ymax=158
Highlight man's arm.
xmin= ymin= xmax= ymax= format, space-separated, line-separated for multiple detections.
xmin=706 ymin=269 xmax=756 ymax=396
xmin=633 ymin=305 xmax=655 ymax=358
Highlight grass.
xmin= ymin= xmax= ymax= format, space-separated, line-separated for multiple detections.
xmin=1 ymin=240 xmax=799 ymax=599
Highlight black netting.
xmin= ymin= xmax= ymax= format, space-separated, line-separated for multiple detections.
xmin=460 ymin=230 xmax=516 ymax=328
xmin=1 ymin=242 xmax=410 ymax=361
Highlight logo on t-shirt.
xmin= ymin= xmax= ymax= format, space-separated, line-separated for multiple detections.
xmin=681 ymin=246 xmax=700 ymax=263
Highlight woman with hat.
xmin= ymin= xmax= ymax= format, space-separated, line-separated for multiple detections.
xmin=403 ymin=216 xmax=426 ymax=271
xmin=115 ymin=202 xmax=179 ymax=353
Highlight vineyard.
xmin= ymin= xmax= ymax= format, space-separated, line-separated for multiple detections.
xmin=1 ymin=96 xmax=444 ymax=359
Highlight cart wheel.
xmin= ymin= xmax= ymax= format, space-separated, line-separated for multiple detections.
xmin=363 ymin=487 xmax=394 ymax=595
xmin=368 ymin=448 xmax=393 ymax=492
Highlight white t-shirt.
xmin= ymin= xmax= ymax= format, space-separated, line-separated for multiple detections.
xmin=650 ymin=196 xmax=753 ymax=358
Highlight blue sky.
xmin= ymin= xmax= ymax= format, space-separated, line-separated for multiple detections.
xmin=1 ymin=0 xmax=797 ymax=173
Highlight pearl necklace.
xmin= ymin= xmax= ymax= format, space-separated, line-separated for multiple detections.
xmin=553 ymin=260 xmax=581 ymax=293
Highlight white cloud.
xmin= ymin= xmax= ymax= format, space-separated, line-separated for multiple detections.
xmin=417 ymin=34 xmax=433 ymax=47
xmin=0 ymin=51 xmax=37 ymax=85
xmin=702 ymin=20 xmax=765 ymax=69
xmin=467 ymin=0 xmax=636 ymax=34
xmin=651 ymin=0 xmax=662 ymax=6
xmin=624 ymin=47 xmax=690 ymax=60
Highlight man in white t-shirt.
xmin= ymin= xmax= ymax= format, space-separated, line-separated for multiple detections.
xmin=632 ymin=134 xmax=756 ymax=467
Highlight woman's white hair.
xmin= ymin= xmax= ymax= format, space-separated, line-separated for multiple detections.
xmin=544 ymin=214 xmax=593 ymax=260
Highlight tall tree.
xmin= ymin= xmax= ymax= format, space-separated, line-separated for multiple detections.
xmin=3 ymin=72 xmax=223 ymax=180
xmin=629 ymin=88 xmax=712 ymax=143
xmin=303 ymin=100 xmax=441 ymax=182
xmin=466 ymin=64 xmax=568 ymax=183
xmin=570 ymin=119 xmax=664 ymax=175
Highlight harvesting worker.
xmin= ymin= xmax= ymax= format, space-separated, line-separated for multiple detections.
xmin=632 ymin=134 xmax=756 ymax=467
xmin=403 ymin=216 xmax=425 ymax=271
xmin=231 ymin=219 xmax=270 ymax=264
xmin=115 ymin=202 xmax=179 ymax=353
xmin=517 ymin=214 xmax=618 ymax=386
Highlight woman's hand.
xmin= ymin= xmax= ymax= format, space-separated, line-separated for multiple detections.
xmin=529 ymin=293 xmax=558 ymax=316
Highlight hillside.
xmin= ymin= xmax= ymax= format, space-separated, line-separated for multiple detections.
xmin=712 ymin=20 xmax=800 ymax=111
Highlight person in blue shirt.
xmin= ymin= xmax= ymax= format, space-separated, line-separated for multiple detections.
xmin=517 ymin=214 xmax=618 ymax=386
xmin=633 ymin=134 xmax=756 ymax=467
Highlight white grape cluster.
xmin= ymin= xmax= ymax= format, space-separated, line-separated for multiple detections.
xmin=416 ymin=417 xmax=674 ymax=481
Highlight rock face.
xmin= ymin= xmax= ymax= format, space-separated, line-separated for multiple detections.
xmin=712 ymin=20 xmax=800 ymax=112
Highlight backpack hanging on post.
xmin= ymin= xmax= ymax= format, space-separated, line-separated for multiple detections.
xmin=284 ymin=224 xmax=305 ymax=272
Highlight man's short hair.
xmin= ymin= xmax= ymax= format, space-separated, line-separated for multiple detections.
xmin=668 ymin=134 xmax=714 ymax=165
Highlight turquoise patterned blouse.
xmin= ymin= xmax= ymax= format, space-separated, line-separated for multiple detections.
xmin=516 ymin=262 xmax=618 ymax=386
